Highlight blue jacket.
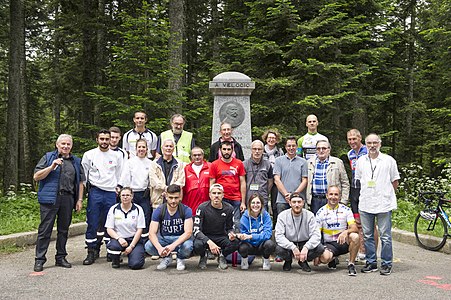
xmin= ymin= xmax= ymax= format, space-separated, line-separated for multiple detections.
xmin=37 ymin=150 xmax=82 ymax=207
xmin=239 ymin=210 xmax=273 ymax=246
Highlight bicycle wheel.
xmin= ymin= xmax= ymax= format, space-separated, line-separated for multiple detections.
xmin=414 ymin=211 xmax=448 ymax=251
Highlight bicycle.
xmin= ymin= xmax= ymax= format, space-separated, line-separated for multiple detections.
xmin=414 ymin=191 xmax=451 ymax=251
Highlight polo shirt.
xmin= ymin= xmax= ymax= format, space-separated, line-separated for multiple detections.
xmin=123 ymin=128 xmax=157 ymax=158
xmin=105 ymin=203 xmax=145 ymax=238
xmin=273 ymin=154 xmax=308 ymax=204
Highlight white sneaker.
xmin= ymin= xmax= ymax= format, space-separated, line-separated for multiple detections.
xmin=241 ymin=257 xmax=249 ymax=270
xmin=157 ymin=256 xmax=172 ymax=270
xmin=176 ymin=258 xmax=186 ymax=271
xmin=262 ymin=258 xmax=271 ymax=270
xmin=357 ymin=252 xmax=366 ymax=261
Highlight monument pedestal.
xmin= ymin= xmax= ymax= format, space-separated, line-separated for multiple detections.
xmin=209 ymin=72 xmax=255 ymax=159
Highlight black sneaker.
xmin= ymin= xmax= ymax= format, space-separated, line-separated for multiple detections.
xmin=380 ymin=264 xmax=392 ymax=276
xmin=283 ymin=260 xmax=292 ymax=271
xmin=361 ymin=262 xmax=378 ymax=273
xmin=198 ymin=255 xmax=208 ymax=270
xmin=348 ymin=263 xmax=357 ymax=276
xmin=298 ymin=260 xmax=311 ymax=272
xmin=328 ymin=258 xmax=337 ymax=270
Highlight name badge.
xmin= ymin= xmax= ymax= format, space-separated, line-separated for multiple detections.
xmin=367 ymin=180 xmax=376 ymax=188
xmin=250 ymin=183 xmax=259 ymax=191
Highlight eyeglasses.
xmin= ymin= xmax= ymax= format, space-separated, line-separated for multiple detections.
xmin=252 ymin=148 xmax=263 ymax=151
xmin=316 ymin=147 xmax=329 ymax=151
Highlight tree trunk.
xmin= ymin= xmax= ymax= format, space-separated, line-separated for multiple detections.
xmin=168 ymin=0 xmax=185 ymax=113
xmin=4 ymin=0 xmax=25 ymax=191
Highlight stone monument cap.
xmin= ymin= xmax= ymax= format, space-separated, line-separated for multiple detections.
xmin=209 ymin=71 xmax=255 ymax=96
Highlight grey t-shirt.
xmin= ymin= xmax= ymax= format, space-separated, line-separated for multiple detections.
xmin=273 ymin=155 xmax=308 ymax=203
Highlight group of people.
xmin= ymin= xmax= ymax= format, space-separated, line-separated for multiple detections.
xmin=33 ymin=112 xmax=400 ymax=277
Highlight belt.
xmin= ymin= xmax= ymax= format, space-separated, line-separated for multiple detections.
xmin=312 ymin=194 xmax=327 ymax=198
xmin=58 ymin=190 xmax=73 ymax=195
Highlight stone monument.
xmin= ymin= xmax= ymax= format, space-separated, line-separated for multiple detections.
xmin=209 ymin=72 xmax=255 ymax=159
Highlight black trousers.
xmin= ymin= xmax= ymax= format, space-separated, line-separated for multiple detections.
xmin=194 ymin=235 xmax=239 ymax=258
xmin=239 ymin=240 xmax=276 ymax=259
xmin=275 ymin=242 xmax=325 ymax=262
xmin=35 ymin=193 xmax=74 ymax=262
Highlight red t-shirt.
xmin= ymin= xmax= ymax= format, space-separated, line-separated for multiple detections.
xmin=209 ymin=158 xmax=246 ymax=201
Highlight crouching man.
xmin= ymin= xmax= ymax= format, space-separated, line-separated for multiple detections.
xmin=275 ymin=193 xmax=328 ymax=272
xmin=193 ymin=184 xmax=239 ymax=270
xmin=315 ymin=186 xmax=359 ymax=276
xmin=145 ymin=184 xmax=193 ymax=271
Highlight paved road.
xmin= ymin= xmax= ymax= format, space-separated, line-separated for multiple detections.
xmin=0 ymin=234 xmax=450 ymax=299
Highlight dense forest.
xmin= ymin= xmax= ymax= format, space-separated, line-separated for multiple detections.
xmin=0 ymin=0 xmax=449 ymax=191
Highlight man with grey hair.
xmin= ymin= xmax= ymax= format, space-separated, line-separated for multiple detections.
xmin=356 ymin=133 xmax=399 ymax=275
xmin=306 ymin=140 xmax=349 ymax=214
xmin=243 ymin=140 xmax=274 ymax=211
xmin=149 ymin=138 xmax=185 ymax=208
xmin=33 ymin=134 xmax=85 ymax=272
xmin=183 ymin=146 xmax=211 ymax=213
xmin=156 ymin=114 xmax=195 ymax=163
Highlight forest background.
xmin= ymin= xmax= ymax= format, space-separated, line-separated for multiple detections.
xmin=0 ymin=0 xmax=450 ymax=193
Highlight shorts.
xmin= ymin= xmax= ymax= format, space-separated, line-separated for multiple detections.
xmin=324 ymin=241 xmax=349 ymax=257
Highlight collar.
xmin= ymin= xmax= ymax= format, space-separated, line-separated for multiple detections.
xmin=316 ymin=156 xmax=329 ymax=164
xmin=326 ymin=203 xmax=339 ymax=210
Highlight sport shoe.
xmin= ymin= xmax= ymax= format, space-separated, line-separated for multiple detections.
xmin=241 ymin=257 xmax=249 ymax=270
xmin=207 ymin=250 xmax=215 ymax=260
xmin=218 ymin=254 xmax=228 ymax=270
xmin=328 ymin=258 xmax=337 ymax=270
xmin=262 ymin=258 xmax=271 ymax=271
xmin=198 ymin=255 xmax=207 ymax=270
xmin=283 ymin=260 xmax=292 ymax=271
xmin=361 ymin=262 xmax=378 ymax=273
xmin=176 ymin=258 xmax=186 ymax=271
xmin=157 ymin=256 xmax=172 ymax=270
xmin=357 ymin=252 xmax=366 ymax=261
xmin=380 ymin=264 xmax=392 ymax=276
xmin=298 ymin=260 xmax=311 ymax=272
xmin=348 ymin=263 xmax=357 ymax=276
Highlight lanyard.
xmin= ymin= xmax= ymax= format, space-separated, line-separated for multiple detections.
xmin=291 ymin=212 xmax=304 ymax=242
xmin=369 ymin=158 xmax=377 ymax=180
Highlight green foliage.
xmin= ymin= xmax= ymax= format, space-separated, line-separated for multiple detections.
xmin=392 ymin=163 xmax=451 ymax=232
xmin=0 ymin=184 xmax=86 ymax=236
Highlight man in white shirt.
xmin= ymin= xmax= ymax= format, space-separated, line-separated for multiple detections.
xmin=355 ymin=133 xmax=400 ymax=276
xmin=81 ymin=129 xmax=123 ymax=265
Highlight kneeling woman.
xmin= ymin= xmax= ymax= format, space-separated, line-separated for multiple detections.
xmin=237 ymin=193 xmax=275 ymax=270
xmin=105 ymin=187 xmax=146 ymax=269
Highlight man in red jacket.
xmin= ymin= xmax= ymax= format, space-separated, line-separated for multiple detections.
xmin=183 ymin=147 xmax=211 ymax=214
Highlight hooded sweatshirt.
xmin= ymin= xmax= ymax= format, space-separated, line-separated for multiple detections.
xmin=239 ymin=210 xmax=273 ymax=247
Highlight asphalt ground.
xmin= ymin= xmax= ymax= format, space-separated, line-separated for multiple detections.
xmin=0 ymin=234 xmax=450 ymax=299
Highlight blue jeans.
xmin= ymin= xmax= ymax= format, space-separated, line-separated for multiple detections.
xmin=360 ymin=210 xmax=393 ymax=266
xmin=144 ymin=235 xmax=193 ymax=259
